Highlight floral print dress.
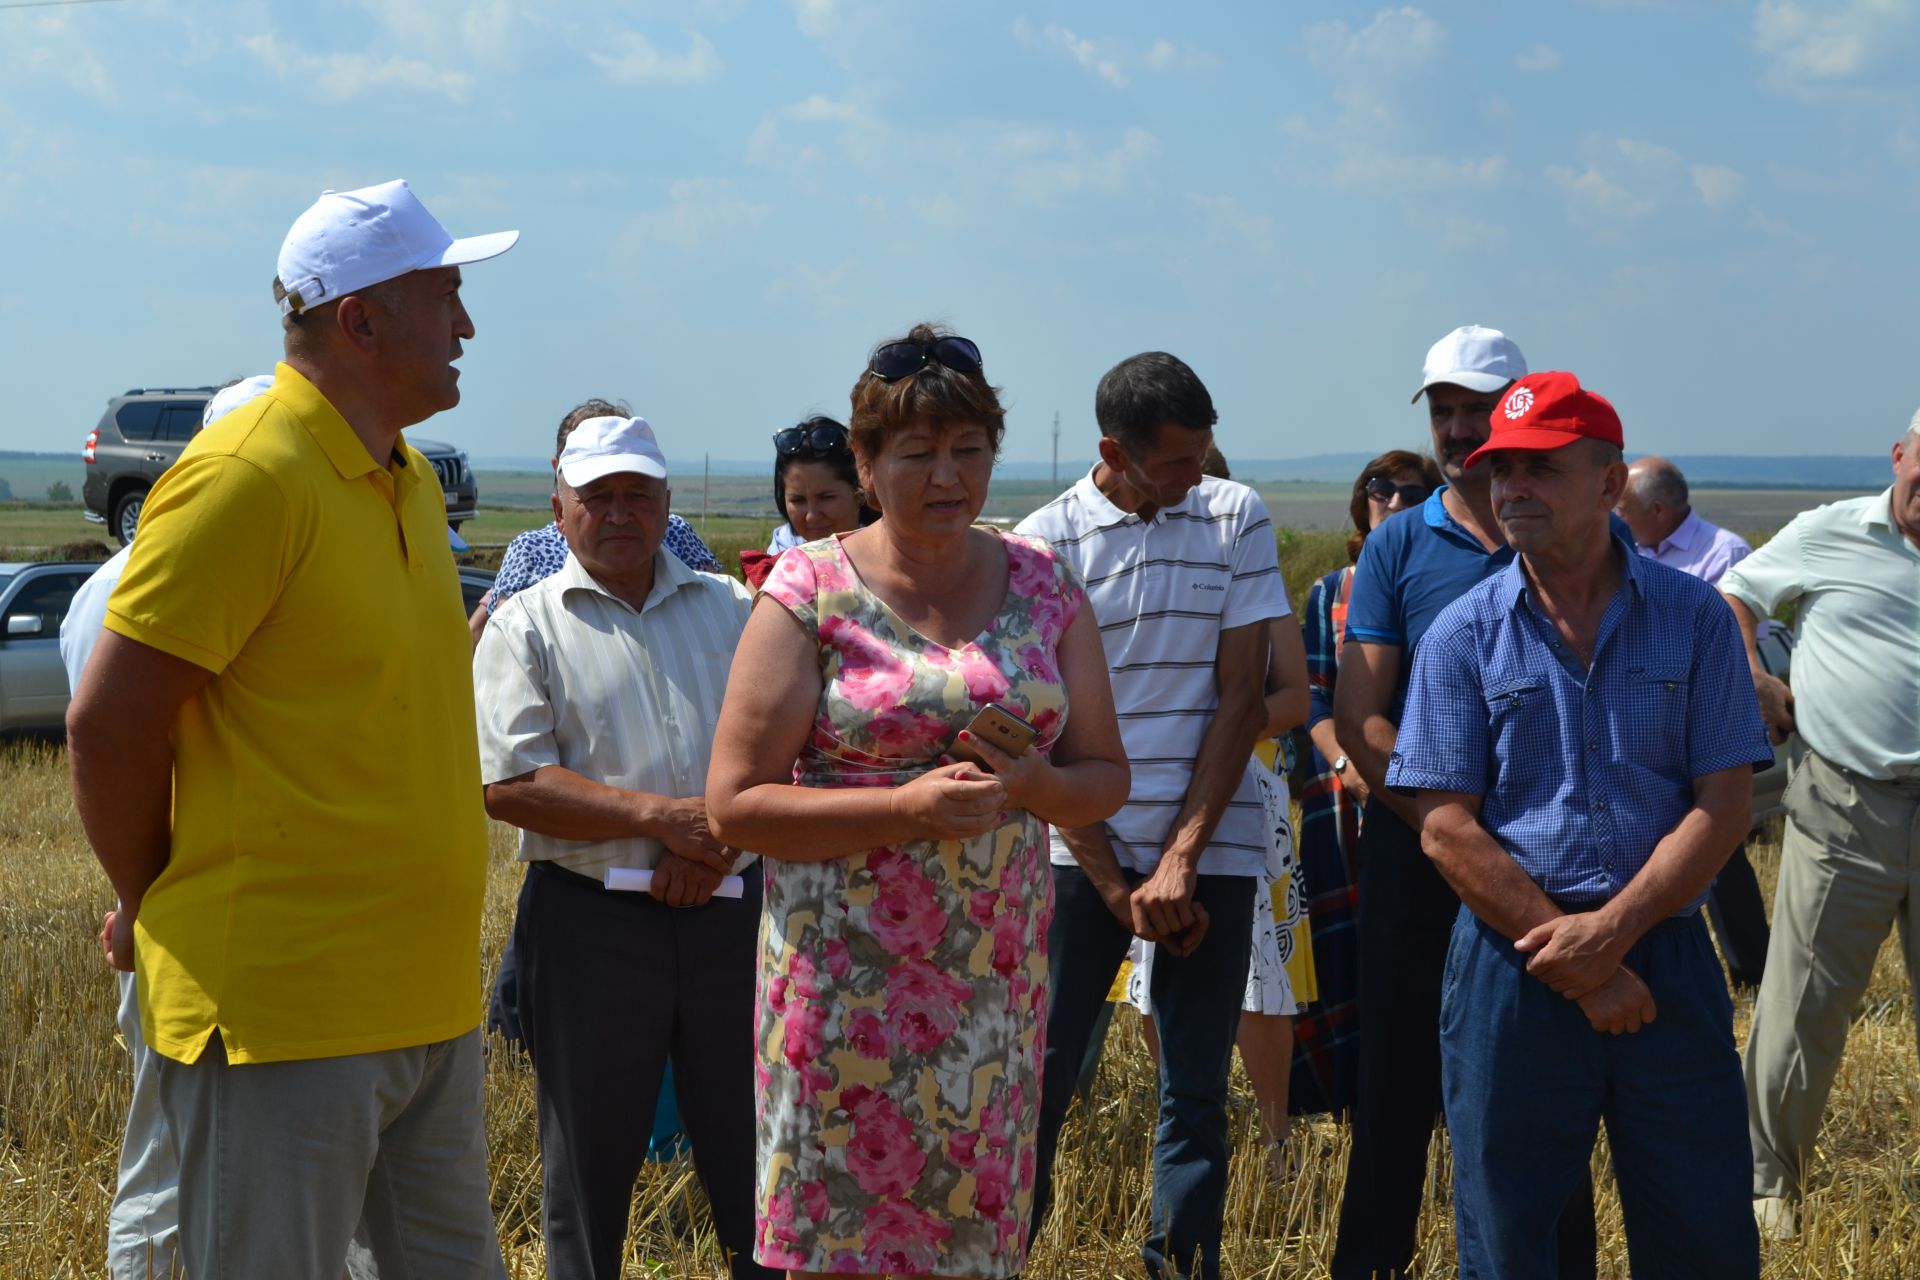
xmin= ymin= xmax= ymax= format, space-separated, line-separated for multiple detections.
xmin=753 ymin=530 xmax=1082 ymax=1277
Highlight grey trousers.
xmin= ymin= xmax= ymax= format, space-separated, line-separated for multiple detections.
xmin=1746 ymin=744 xmax=1920 ymax=1199
xmin=109 ymin=969 xmax=182 ymax=1280
xmin=154 ymin=1028 xmax=504 ymax=1279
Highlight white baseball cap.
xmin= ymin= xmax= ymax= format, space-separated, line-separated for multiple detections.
xmin=557 ymin=416 xmax=669 ymax=487
xmin=275 ymin=179 xmax=518 ymax=316
xmin=202 ymin=373 xmax=276 ymax=427
xmin=1411 ymin=324 xmax=1527 ymax=403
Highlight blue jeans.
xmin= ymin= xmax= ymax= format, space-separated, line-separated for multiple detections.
xmin=1030 ymin=864 xmax=1255 ymax=1280
xmin=1441 ymin=907 xmax=1758 ymax=1280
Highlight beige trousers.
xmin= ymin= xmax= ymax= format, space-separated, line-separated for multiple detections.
xmin=1745 ymin=743 xmax=1920 ymax=1199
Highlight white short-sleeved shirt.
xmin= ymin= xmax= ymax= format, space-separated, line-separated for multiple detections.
xmin=473 ymin=546 xmax=756 ymax=878
xmin=1720 ymin=487 xmax=1920 ymax=780
xmin=1017 ymin=471 xmax=1289 ymax=876
xmin=57 ymin=545 xmax=132 ymax=688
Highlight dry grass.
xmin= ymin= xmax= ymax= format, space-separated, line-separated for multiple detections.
xmin=3 ymin=740 xmax=1916 ymax=1277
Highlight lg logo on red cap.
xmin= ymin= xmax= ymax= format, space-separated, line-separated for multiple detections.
xmin=1503 ymin=386 xmax=1535 ymax=419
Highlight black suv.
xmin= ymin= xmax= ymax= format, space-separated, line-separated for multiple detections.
xmin=82 ymin=387 xmax=480 ymax=545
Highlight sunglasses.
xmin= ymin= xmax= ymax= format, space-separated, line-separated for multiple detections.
xmin=1366 ymin=477 xmax=1431 ymax=507
xmin=774 ymin=420 xmax=850 ymax=455
xmin=867 ymin=335 xmax=984 ymax=383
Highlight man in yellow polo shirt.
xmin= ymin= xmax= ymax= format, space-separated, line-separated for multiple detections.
xmin=67 ymin=179 xmax=517 ymax=1278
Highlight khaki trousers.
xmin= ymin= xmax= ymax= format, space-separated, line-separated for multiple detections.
xmin=155 ymin=1029 xmax=503 ymax=1279
xmin=1746 ymin=744 xmax=1920 ymax=1199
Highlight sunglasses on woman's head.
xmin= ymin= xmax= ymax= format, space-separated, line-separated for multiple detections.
xmin=1366 ymin=477 xmax=1431 ymax=506
xmin=774 ymin=420 xmax=851 ymax=455
xmin=867 ymin=336 xmax=984 ymax=383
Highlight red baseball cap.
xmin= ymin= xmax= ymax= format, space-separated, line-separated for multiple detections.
xmin=1465 ymin=371 xmax=1623 ymax=468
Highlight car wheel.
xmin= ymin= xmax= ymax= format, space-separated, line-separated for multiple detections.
xmin=112 ymin=485 xmax=148 ymax=546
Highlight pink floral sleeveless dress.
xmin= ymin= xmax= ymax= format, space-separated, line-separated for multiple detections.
xmin=752 ymin=530 xmax=1083 ymax=1277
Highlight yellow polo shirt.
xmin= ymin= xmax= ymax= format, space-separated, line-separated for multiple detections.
xmin=105 ymin=363 xmax=488 ymax=1065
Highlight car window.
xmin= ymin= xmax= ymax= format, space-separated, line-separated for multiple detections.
xmin=159 ymin=404 xmax=203 ymax=443
xmin=114 ymin=401 xmax=164 ymax=441
xmin=4 ymin=572 xmax=88 ymax=640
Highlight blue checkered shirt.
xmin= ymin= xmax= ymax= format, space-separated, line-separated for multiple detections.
xmin=489 ymin=516 xmax=721 ymax=612
xmin=1386 ymin=536 xmax=1774 ymax=911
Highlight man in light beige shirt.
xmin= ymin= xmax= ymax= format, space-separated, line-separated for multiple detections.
xmin=472 ymin=415 xmax=773 ymax=1280
xmin=1723 ymin=418 xmax=1920 ymax=1241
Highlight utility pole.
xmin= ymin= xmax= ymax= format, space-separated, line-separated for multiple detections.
xmin=1051 ymin=410 xmax=1060 ymax=488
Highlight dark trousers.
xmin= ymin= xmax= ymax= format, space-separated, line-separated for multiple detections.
xmin=1031 ymin=863 xmax=1255 ymax=1280
xmin=1332 ymin=804 xmax=1595 ymax=1280
xmin=1444 ymin=908 xmax=1758 ymax=1280
xmin=517 ymin=860 xmax=777 ymax=1280
xmin=1704 ymin=842 xmax=1771 ymax=989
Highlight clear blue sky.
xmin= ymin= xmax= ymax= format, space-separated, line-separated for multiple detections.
xmin=5 ymin=0 xmax=1918 ymax=466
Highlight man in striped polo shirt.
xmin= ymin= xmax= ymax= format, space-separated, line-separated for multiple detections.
xmin=1018 ymin=352 xmax=1289 ymax=1280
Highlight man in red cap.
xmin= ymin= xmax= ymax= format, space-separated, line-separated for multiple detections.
xmin=1383 ymin=373 xmax=1774 ymax=1276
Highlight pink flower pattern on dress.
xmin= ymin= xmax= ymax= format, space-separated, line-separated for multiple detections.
xmin=751 ymin=533 xmax=1081 ymax=1277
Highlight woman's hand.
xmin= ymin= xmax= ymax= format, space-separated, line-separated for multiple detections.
xmin=891 ymin=763 xmax=1007 ymax=841
xmin=950 ymin=730 xmax=1050 ymax=812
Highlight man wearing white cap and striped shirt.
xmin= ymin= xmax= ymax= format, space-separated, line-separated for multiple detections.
xmin=68 ymin=179 xmax=517 ymax=1277
xmin=472 ymin=415 xmax=772 ymax=1280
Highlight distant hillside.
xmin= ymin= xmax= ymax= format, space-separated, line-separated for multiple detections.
xmin=1235 ymin=452 xmax=1887 ymax=489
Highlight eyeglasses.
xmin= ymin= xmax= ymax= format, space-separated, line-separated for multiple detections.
xmin=867 ymin=335 xmax=984 ymax=383
xmin=774 ymin=420 xmax=850 ymax=455
xmin=1366 ymin=477 xmax=1430 ymax=507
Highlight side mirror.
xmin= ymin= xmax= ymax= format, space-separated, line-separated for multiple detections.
xmin=5 ymin=614 xmax=43 ymax=637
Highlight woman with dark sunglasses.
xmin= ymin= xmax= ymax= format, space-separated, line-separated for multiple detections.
xmin=763 ymin=418 xmax=875 ymax=550
xmin=1287 ymin=448 xmax=1440 ymax=1118
xmin=707 ymin=322 xmax=1129 ymax=1280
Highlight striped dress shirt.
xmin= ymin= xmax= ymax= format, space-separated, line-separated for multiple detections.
xmin=473 ymin=545 xmax=755 ymax=879
xmin=1017 ymin=471 xmax=1289 ymax=877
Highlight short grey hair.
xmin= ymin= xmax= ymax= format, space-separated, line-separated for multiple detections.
xmin=1906 ymin=405 xmax=1920 ymax=444
xmin=1631 ymin=457 xmax=1688 ymax=509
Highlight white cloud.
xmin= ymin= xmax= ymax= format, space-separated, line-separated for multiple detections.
xmin=1014 ymin=19 xmax=1128 ymax=87
xmin=589 ymin=30 xmax=721 ymax=84
xmin=1305 ymin=6 xmax=1444 ymax=70
xmin=1144 ymin=37 xmax=1220 ymax=73
xmin=1513 ymin=42 xmax=1561 ymax=72
xmin=1548 ymin=163 xmax=1657 ymax=225
xmin=744 ymin=94 xmax=869 ymax=171
xmin=788 ymin=94 xmax=862 ymax=123
xmin=241 ymin=33 xmax=475 ymax=102
xmin=1754 ymin=0 xmax=1917 ymax=92
xmin=1547 ymin=137 xmax=1752 ymax=235
xmin=1747 ymin=208 xmax=1817 ymax=247
xmin=1326 ymin=151 xmax=1509 ymax=192
xmin=1000 ymin=128 xmax=1161 ymax=206
xmin=1419 ymin=212 xmax=1511 ymax=254
xmin=1691 ymin=163 xmax=1746 ymax=207
xmin=1186 ymin=193 xmax=1275 ymax=256
xmin=793 ymin=0 xmax=836 ymax=39
xmin=765 ymin=256 xmax=859 ymax=315
xmin=1614 ymin=137 xmax=1683 ymax=169
xmin=619 ymin=177 xmax=769 ymax=255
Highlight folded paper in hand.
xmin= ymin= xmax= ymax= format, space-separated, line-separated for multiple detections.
xmin=604 ymin=867 xmax=746 ymax=898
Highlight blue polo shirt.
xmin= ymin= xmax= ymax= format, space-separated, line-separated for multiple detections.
xmin=1385 ymin=538 xmax=1774 ymax=911
xmin=1345 ymin=486 xmax=1515 ymax=722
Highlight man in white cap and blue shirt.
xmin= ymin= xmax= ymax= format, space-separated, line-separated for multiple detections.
xmin=472 ymin=416 xmax=773 ymax=1280
xmin=1331 ymin=326 xmax=1597 ymax=1279
xmin=67 ymin=179 xmax=516 ymax=1277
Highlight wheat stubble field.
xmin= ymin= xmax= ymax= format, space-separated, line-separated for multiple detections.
xmin=3 ymin=741 xmax=1917 ymax=1276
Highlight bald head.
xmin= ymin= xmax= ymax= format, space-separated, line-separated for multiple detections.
xmin=1616 ymin=455 xmax=1690 ymax=547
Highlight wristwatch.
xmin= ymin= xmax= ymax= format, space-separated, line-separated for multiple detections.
xmin=1332 ymin=754 xmax=1350 ymax=774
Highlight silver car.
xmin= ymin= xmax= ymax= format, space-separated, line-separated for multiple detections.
xmin=0 ymin=562 xmax=101 ymax=733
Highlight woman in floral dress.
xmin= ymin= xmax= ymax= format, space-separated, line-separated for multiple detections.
xmin=707 ymin=324 xmax=1129 ymax=1280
